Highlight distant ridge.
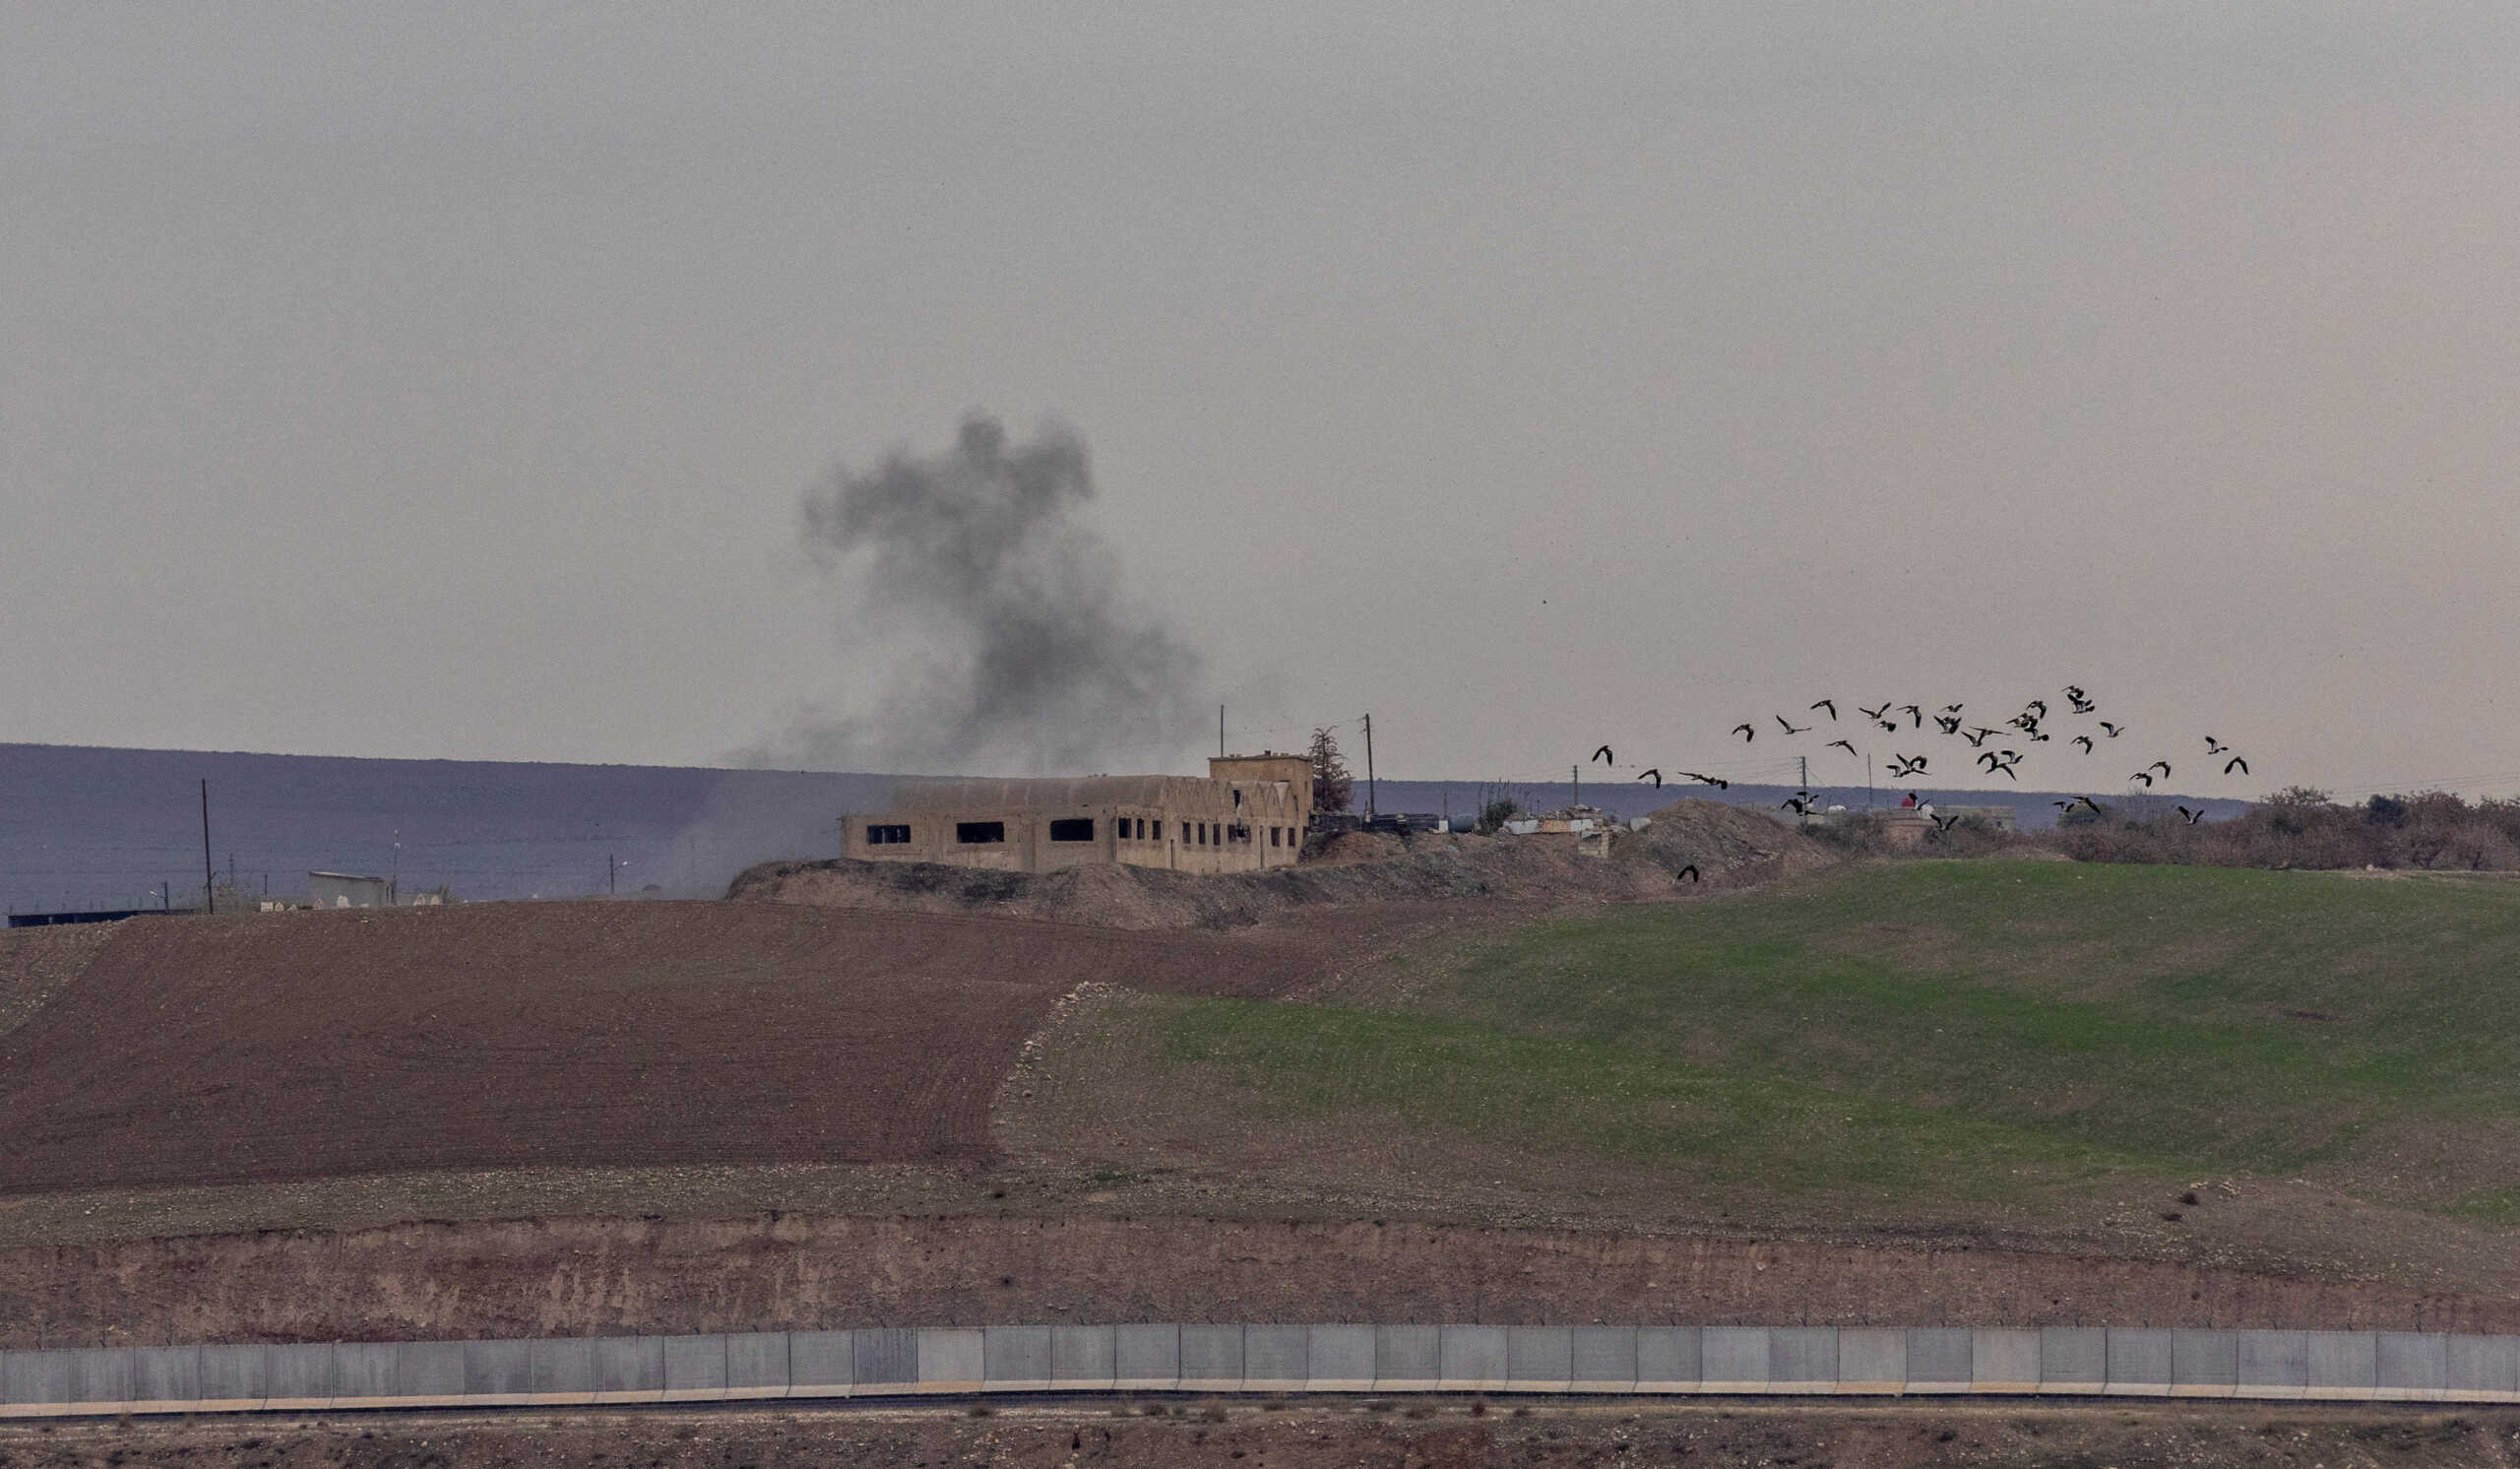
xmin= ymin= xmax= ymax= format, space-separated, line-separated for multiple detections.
xmin=0 ymin=743 xmax=2252 ymax=915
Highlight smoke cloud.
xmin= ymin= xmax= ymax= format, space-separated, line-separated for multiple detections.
xmin=751 ymin=415 xmax=1204 ymax=774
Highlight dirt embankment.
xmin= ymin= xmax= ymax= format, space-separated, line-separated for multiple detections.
xmin=729 ymin=798 xmax=1833 ymax=928
xmin=0 ymin=903 xmax=1379 ymax=1200
xmin=6 ymin=1214 xmax=2514 ymax=1349
xmin=0 ymin=921 xmax=119 ymax=1040
xmin=18 ymin=1401 xmax=2520 ymax=1469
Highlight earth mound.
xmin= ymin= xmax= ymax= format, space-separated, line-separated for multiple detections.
xmin=728 ymin=799 xmax=1835 ymax=928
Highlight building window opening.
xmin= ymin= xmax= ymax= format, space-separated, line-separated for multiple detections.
xmin=1048 ymin=817 xmax=1095 ymax=843
xmin=1152 ymin=820 xmax=1163 ymax=841
xmin=867 ymin=823 xmax=912 ymax=845
xmin=955 ymin=821 xmax=1006 ymax=845
xmin=1269 ymin=826 xmax=1280 ymax=848
xmin=1198 ymin=822 xmax=1209 ymax=845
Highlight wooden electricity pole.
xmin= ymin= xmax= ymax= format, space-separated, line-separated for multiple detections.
xmin=200 ymin=780 xmax=214 ymax=916
xmin=1362 ymin=713 xmax=1376 ymax=819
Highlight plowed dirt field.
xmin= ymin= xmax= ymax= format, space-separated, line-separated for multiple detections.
xmin=0 ymin=902 xmax=1363 ymax=1196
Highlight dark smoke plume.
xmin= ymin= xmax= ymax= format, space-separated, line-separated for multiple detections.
xmin=751 ymin=415 xmax=1203 ymax=774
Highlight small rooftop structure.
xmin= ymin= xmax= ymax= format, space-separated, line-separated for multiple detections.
xmin=308 ymin=871 xmax=395 ymax=909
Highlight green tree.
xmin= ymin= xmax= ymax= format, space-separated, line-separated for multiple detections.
xmin=1307 ymin=727 xmax=1354 ymax=814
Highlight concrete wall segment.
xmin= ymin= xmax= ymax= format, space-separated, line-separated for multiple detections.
xmin=1305 ymin=1326 xmax=1374 ymax=1391
xmin=983 ymin=1326 xmax=1053 ymax=1390
xmin=1971 ymin=1329 xmax=2040 ymax=1393
xmin=129 ymin=1346 xmax=202 ymax=1412
xmin=1835 ymin=1329 xmax=1904 ymax=1394
xmin=267 ymin=1342 xmax=336 ymax=1410
xmin=788 ymin=1330 xmax=853 ymax=1397
xmin=1051 ymin=1325 xmax=1117 ymax=1387
xmin=1243 ymin=1325 xmax=1307 ymax=1391
xmin=462 ymin=1339 xmax=533 ymax=1404
xmin=1373 ymin=1325 xmax=1439 ymax=1390
xmin=1570 ymin=1326 xmax=1639 ymax=1390
xmin=1701 ymin=1328 xmax=1769 ymax=1392
xmin=2038 ymin=1327 xmax=2106 ymax=1392
xmin=1507 ymin=1326 xmax=1573 ymax=1392
xmin=1635 ymin=1327 xmax=1702 ymax=1391
xmin=2447 ymin=1335 xmax=2520 ymax=1403
xmin=1113 ymin=1324 xmax=1179 ymax=1390
xmin=1438 ymin=1326 xmax=1508 ymax=1391
xmin=2105 ymin=1328 xmax=2173 ymax=1397
xmin=2305 ymin=1332 xmax=2376 ymax=1400
xmin=528 ymin=1337 xmax=597 ymax=1405
xmin=1179 ymin=1325 xmax=1244 ymax=1386
xmin=915 ymin=1328 xmax=984 ymax=1393
xmin=2377 ymin=1332 xmax=2449 ymax=1402
xmin=398 ymin=1341 xmax=469 ymax=1406
xmin=332 ymin=1342 xmax=402 ymax=1405
xmin=1904 ymin=1327 xmax=1970 ymax=1390
xmin=724 ymin=1331 xmax=790 ymax=1399
xmin=2236 ymin=1331 xmax=2309 ymax=1399
xmin=661 ymin=1335 xmax=728 ymax=1401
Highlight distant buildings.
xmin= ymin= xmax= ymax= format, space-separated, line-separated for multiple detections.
xmin=307 ymin=871 xmax=395 ymax=909
xmin=842 ymin=754 xmax=1312 ymax=875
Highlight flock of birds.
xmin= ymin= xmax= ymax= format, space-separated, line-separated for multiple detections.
xmin=1592 ymin=684 xmax=2253 ymax=826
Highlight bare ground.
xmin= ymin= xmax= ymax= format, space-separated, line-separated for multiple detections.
xmin=6 ymin=1400 xmax=2519 ymax=1469
xmin=5 ymin=1211 xmax=2517 ymax=1349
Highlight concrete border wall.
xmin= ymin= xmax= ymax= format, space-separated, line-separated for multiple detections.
xmin=5 ymin=1326 xmax=2517 ymax=1415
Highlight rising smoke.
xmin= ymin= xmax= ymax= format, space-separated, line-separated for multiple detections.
xmin=750 ymin=415 xmax=1204 ymax=775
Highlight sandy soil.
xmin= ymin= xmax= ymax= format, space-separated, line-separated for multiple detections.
xmin=6 ymin=1400 xmax=2517 ymax=1468
xmin=6 ymin=1212 xmax=2516 ymax=1349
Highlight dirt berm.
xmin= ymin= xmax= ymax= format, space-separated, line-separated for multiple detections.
xmin=729 ymin=798 xmax=1833 ymax=928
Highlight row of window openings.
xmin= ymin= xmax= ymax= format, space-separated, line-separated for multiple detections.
xmin=867 ymin=820 xmax=1294 ymax=848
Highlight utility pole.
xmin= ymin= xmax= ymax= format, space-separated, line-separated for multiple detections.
xmin=1362 ymin=713 xmax=1376 ymax=819
xmin=200 ymin=780 xmax=213 ymax=916
xmin=1798 ymin=756 xmax=1810 ymax=829
xmin=1572 ymin=763 xmax=1580 ymax=811
xmin=1219 ymin=704 xmax=1226 ymax=759
xmin=608 ymin=853 xmax=617 ymax=898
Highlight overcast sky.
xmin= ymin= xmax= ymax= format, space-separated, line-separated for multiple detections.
xmin=6 ymin=4 xmax=2516 ymax=798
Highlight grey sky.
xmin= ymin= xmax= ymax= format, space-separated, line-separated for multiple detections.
xmin=6 ymin=4 xmax=2515 ymax=799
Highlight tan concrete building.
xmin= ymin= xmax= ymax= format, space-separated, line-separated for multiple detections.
xmin=842 ymin=754 xmax=1312 ymax=875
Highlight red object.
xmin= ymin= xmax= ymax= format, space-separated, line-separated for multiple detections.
xmin=1900 ymin=794 xmax=1917 ymax=807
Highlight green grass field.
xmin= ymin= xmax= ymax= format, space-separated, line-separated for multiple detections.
xmin=1089 ymin=862 xmax=2520 ymax=1224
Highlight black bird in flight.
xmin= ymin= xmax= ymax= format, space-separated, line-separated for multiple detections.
xmin=1732 ymin=724 xmax=1756 ymax=740
xmin=1679 ymin=771 xmax=1730 ymax=790
xmin=2129 ymin=771 xmax=2156 ymax=788
xmin=1931 ymin=813 xmax=1961 ymax=831
xmin=1676 ymin=863 xmax=1700 ymax=882
xmin=1826 ymin=738 xmax=1858 ymax=755
xmin=1933 ymin=714 xmax=1963 ymax=734
xmin=1636 ymin=769 xmax=1662 ymax=788
xmin=2024 ymin=699 xmax=2048 ymax=719
xmin=1962 ymin=727 xmax=1997 ymax=747
xmin=1781 ymin=797 xmax=1810 ymax=814
xmin=2224 ymin=755 xmax=2249 ymax=775
xmin=2051 ymin=795 xmax=2102 ymax=814
xmin=1859 ymin=702 xmax=1892 ymax=722
xmin=2176 ymin=805 xmax=2207 ymax=824
xmin=1888 ymin=753 xmax=1927 ymax=778
xmin=1776 ymin=715 xmax=1811 ymax=735
xmin=1976 ymin=749 xmax=2017 ymax=772
xmin=1899 ymin=704 xmax=1923 ymax=727
xmin=1991 ymin=760 xmax=2020 ymax=781
xmin=2072 ymin=734 xmax=2094 ymax=753
xmin=2099 ymin=722 xmax=2124 ymax=737
xmin=1942 ymin=703 xmax=1965 ymax=715
xmin=1810 ymin=699 xmax=1838 ymax=720
xmin=2205 ymin=735 xmax=2228 ymax=753
xmin=2150 ymin=761 xmax=2172 ymax=777
xmin=1593 ymin=744 xmax=1613 ymax=765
